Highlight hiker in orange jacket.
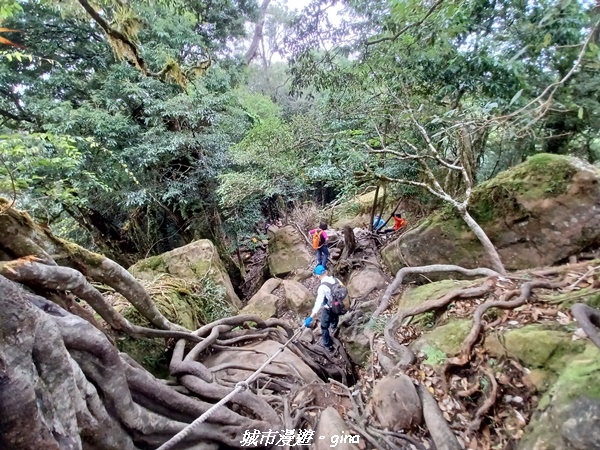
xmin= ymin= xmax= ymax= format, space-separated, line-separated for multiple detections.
xmin=309 ymin=222 xmax=329 ymax=270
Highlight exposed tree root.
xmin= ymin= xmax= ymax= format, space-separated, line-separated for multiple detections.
xmin=0 ymin=259 xmax=199 ymax=342
xmin=417 ymin=384 xmax=462 ymax=450
xmin=444 ymin=280 xmax=567 ymax=373
xmin=372 ymin=264 xmax=500 ymax=318
xmin=0 ymin=206 xmax=184 ymax=332
xmin=528 ymin=259 xmax=600 ymax=277
xmin=0 ymin=273 xmax=356 ymax=449
xmin=572 ymin=303 xmax=600 ymax=349
xmin=468 ymin=367 xmax=498 ymax=432
xmin=383 ymin=278 xmax=497 ymax=360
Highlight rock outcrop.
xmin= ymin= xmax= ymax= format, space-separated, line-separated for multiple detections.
xmin=282 ymin=280 xmax=314 ymax=314
xmin=346 ymin=267 xmax=387 ymax=298
xmin=411 ymin=320 xmax=472 ymax=365
xmin=382 ymin=154 xmax=600 ymax=272
xmin=268 ymin=225 xmax=313 ymax=276
xmin=369 ymin=374 xmax=423 ymax=430
xmin=338 ymin=301 xmax=376 ymax=366
xmin=129 ymin=239 xmax=242 ymax=309
xmin=240 ymin=278 xmax=281 ymax=319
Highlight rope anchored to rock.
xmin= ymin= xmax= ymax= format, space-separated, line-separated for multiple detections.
xmin=156 ymin=326 xmax=305 ymax=450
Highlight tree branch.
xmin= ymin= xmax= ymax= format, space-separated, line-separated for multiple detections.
xmin=366 ymin=0 xmax=446 ymax=46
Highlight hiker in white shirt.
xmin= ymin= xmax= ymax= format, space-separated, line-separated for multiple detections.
xmin=304 ymin=265 xmax=341 ymax=351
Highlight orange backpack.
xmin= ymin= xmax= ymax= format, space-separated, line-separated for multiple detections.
xmin=312 ymin=229 xmax=324 ymax=249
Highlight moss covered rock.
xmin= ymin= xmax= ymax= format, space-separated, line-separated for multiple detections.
xmin=519 ymin=344 xmax=600 ymax=450
xmin=382 ymin=154 xmax=600 ymax=273
xmin=114 ymin=274 xmax=236 ymax=376
xmin=411 ymin=319 xmax=472 ymax=364
xmin=399 ymin=279 xmax=480 ymax=310
xmin=129 ymin=239 xmax=241 ymax=309
xmin=484 ymin=324 xmax=586 ymax=370
xmin=339 ymin=301 xmax=377 ymax=366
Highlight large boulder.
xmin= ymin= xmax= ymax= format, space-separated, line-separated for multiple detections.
xmin=382 ymin=154 xmax=600 ymax=273
xmin=129 ymin=240 xmax=241 ymax=309
xmin=240 ymin=278 xmax=281 ymax=319
xmin=281 ymin=280 xmax=314 ymax=314
xmin=347 ymin=267 xmax=388 ymax=298
xmin=268 ymin=225 xmax=313 ymax=276
xmin=369 ymin=374 xmax=423 ymax=430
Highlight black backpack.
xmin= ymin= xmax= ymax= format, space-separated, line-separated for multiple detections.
xmin=321 ymin=279 xmax=348 ymax=315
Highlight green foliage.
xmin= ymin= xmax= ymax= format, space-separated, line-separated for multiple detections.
xmin=285 ymin=0 xmax=600 ymax=198
xmin=196 ymin=277 xmax=234 ymax=324
xmin=0 ymin=0 xmax=21 ymax=20
xmin=0 ymin=132 xmax=109 ymax=206
xmin=0 ymin=0 xmax=261 ymax=260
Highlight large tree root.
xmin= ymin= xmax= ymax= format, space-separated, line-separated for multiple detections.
xmin=572 ymin=303 xmax=600 ymax=349
xmin=468 ymin=367 xmax=498 ymax=432
xmin=383 ymin=278 xmax=497 ymax=361
xmin=2 ymin=275 xmax=352 ymax=449
xmin=0 ymin=259 xmax=199 ymax=341
xmin=417 ymin=385 xmax=462 ymax=450
xmin=372 ymin=264 xmax=500 ymax=318
xmin=444 ymin=279 xmax=567 ymax=372
xmin=0 ymin=204 xmax=183 ymax=331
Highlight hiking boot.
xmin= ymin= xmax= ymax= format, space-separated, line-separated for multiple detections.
xmin=319 ymin=339 xmax=334 ymax=352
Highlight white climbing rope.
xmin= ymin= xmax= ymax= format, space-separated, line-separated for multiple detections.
xmin=156 ymin=326 xmax=305 ymax=450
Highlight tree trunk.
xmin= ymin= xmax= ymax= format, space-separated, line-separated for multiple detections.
xmin=460 ymin=209 xmax=506 ymax=275
xmin=244 ymin=0 xmax=271 ymax=64
xmin=341 ymin=225 xmax=356 ymax=260
xmin=369 ymin=185 xmax=381 ymax=232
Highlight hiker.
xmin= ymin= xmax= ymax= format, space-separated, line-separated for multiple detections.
xmin=304 ymin=265 xmax=347 ymax=351
xmin=392 ymin=212 xmax=407 ymax=231
xmin=372 ymin=214 xmax=385 ymax=232
xmin=309 ymin=221 xmax=329 ymax=270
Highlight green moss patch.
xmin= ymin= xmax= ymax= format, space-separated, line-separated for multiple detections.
xmin=411 ymin=319 xmax=472 ymax=360
xmin=399 ymin=280 xmax=480 ymax=310
xmin=135 ymin=255 xmax=168 ymax=273
xmin=519 ymin=344 xmax=600 ymax=450
xmin=114 ymin=275 xmax=234 ymax=376
xmin=539 ymin=344 xmax=600 ymax=408
xmin=484 ymin=324 xmax=586 ymax=372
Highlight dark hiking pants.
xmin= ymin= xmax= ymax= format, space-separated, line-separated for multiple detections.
xmin=320 ymin=308 xmax=339 ymax=348
xmin=317 ymin=245 xmax=329 ymax=269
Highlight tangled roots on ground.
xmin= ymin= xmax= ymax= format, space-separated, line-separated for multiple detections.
xmin=0 ymin=275 xmax=354 ymax=449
